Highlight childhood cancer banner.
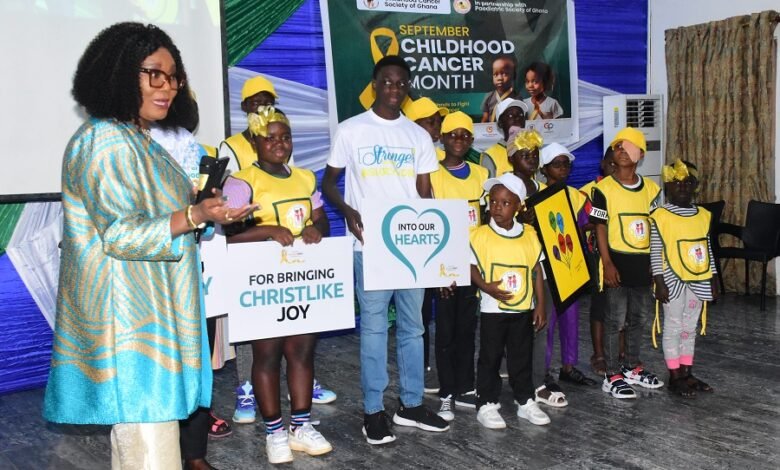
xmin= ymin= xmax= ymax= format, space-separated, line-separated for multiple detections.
xmin=320 ymin=0 xmax=578 ymax=145
xmin=361 ymin=198 xmax=471 ymax=290
xmin=223 ymin=237 xmax=355 ymax=342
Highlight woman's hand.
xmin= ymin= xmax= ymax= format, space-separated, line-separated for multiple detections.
xmin=193 ymin=189 xmax=256 ymax=226
xmin=301 ymin=226 xmax=323 ymax=244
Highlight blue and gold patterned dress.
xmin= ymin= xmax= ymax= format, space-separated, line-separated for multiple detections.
xmin=43 ymin=118 xmax=212 ymax=424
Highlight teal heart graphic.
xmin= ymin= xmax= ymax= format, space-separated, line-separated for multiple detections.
xmin=381 ymin=205 xmax=450 ymax=281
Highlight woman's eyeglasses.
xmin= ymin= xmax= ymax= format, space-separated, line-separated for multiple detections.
xmin=140 ymin=68 xmax=185 ymax=90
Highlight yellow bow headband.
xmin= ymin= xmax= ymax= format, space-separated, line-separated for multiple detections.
xmin=507 ymin=129 xmax=543 ymax=156
xmin=662 ymin=159 xmax=698 ymax=183
xmin=247 ymin=105 xmax=290 ymax=137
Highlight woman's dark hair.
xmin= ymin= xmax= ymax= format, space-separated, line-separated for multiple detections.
xmin=72 ymin=22 xmax=197 ymax=130
xmin=525 ymin=61 xmax=555 ymax=93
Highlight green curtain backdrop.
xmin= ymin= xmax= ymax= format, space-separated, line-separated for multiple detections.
xmin=0 ymin=204 xmax=24 ymax=256
xmin=225 ymin=0 xmax=306 ymax=66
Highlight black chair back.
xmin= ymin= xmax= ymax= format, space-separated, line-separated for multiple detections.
xmin=743 ymin=201 xmax=780 ymax=255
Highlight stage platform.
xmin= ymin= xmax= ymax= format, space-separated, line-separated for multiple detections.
xmin=1 ymin=293 xmax=777 ymax=469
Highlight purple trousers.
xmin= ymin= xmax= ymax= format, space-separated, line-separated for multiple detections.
xmin=545 ymin=301 xmax=579 ymax=369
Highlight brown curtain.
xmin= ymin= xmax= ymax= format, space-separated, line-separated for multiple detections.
xmin=665 ymin=11 xmax=779 ymax=294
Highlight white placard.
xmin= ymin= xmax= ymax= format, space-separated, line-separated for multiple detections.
xmin=199 ymin=229 xmax=230 ymax=319
xmin=224 ymin=237 xmax=355 ymax=342
xmin=361 ymin=199 xmax=470 ymax=290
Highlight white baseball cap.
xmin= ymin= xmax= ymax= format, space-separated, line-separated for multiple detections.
xmin=483 ymin=173 xmax=527 ymax=200
xmin=496 ymin=99 xmax=529 ymax=120
xmin=541 ymin=142 xmax=576 ymax=166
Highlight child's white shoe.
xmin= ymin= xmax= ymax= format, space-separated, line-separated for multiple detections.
xmin=266 ymin=430 xmax=293 ymax=464
xmin=476 ymin=402 xmax=506 ymax=429
xmin=516 ymin=398 xmax=550 ymax=425
xmin=288 ymin=422 xmax=332 ymax=456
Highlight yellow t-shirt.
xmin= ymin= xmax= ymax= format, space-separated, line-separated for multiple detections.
xmin=232 ymin=164 xmax=316 ymax=236
xmin=592 ymin=175 xmax=660 ymax=254
xmin=649 ymin=207 xmax=713 ymax=281
xmin=430 ymin=162 xmax=489 ymax=232
xmin=470 ymin=223 xmax=542 ymax=312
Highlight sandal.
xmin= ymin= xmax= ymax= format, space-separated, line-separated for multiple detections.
xmin=601 ymin=374 xmax=636 ymax=399
xmin=685 ymin=374 xmax=714 ymax=392
xmin=208 ymin=412 xmax=232 ymax=439
xmin=559 ymin=367 xmax=598 ymax=386
xmin=669 ymin=376 xmax=696 ymax=399
xmin=590 ymin=355 xmax=607 ymax=376
xmin=534 ymin=385 xmax=568 ymax=408
xmin=680 ymin=366 xmax=713 ymax=392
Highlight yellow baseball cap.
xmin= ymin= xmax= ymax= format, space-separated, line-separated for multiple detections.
xmin=440 ymin=111 xmax=474 ymax=135
xmin=241 ymin=75 xmax=278 ymax=101
xmin=403 ymin=97 xmax=448 ymax=122
xmin=610 ymin=127 xmax=646 ymax=152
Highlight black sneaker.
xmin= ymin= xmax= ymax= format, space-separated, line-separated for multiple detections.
xmin=424 ymin=366 xmax=440 ymax=394
xmin=392 ymin=400 xmax=450 ymax=432
xmin=362 ymin=411 xmax=396 ymax=445
xmin=454 ymin=390 xmax=477 ymax=409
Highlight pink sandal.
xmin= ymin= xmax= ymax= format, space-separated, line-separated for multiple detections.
xmin=208 ymin=412 xmax=232 ymax=439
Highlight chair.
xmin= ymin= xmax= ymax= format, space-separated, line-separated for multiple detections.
xmin=698 ymin=200 xmax=726 ymax=293
xmin=717 ymin=200 xmax=780 ymax=311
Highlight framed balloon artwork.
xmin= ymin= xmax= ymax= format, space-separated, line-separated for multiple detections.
xmin=525 ymin=181 xmax=592 ymax=312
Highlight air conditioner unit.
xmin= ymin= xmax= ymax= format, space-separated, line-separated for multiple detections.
xmin=602 ymin=94 xmax=664 ymax=181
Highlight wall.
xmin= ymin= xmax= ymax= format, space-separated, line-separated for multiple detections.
xmin=649 ymin=0 xmax=780 ymax=296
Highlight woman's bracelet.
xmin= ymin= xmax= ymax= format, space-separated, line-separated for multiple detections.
xmin=185 ymin=205 xmax=205 ymax=230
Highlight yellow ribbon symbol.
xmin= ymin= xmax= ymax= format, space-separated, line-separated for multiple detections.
xmin=358 ymin=27 xmax=410 ymax=110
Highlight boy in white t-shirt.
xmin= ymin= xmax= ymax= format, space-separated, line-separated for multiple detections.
xmin=322 ymin=55 xmax=449 ymax=445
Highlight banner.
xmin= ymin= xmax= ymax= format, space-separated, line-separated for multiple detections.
xmin=361 ymin=198 xmax=470 ymax=290
xmin=321 ymin=0 xmax=578 ymax=146
xmin=223 ymin=237 xmax=355 ymax=342
xmin=199 ymin=229 xmax=231 ymax=319
xmin=525 ymin=182 xmax=590 ymax=311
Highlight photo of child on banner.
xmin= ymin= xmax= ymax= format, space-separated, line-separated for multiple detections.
xmin=525 ymin=182 xmax=591 ymax=312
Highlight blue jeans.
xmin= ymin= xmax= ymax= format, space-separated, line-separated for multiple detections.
xmin=354 ymin=252 xmax=425 ymax=414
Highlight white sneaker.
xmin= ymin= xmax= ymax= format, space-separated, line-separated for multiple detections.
xmin=516 ymin=398 xmax=551 ymax=425
xmin=288 ymin=422 xmax=332 ymax=456
xmin=476 ymin=402 xmax=506 ymax=429
xmin=438 ymin=395 xmax=454 ymax=422
xmin=266 ymin=430 xmax=293 ymax=464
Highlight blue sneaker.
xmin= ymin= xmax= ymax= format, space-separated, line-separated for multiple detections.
xmin=311 ymin=379 xmax=337 ymax=404
xmin=233 ymin=381 xmax=256 ymax=423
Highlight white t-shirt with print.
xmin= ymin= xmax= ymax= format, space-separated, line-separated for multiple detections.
xmin=327 ymin=109 xmax=439 ymax=251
